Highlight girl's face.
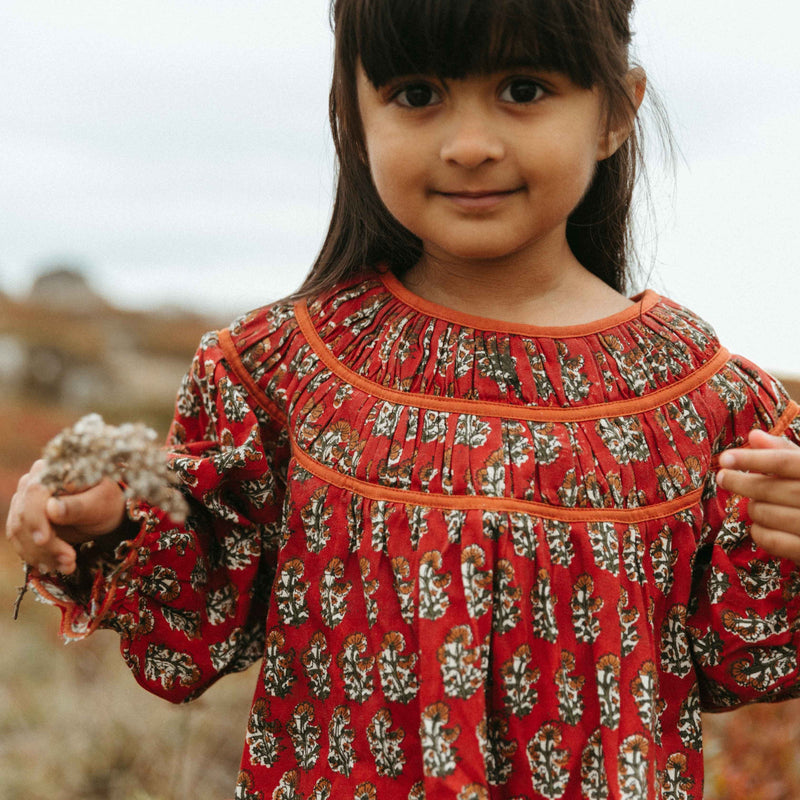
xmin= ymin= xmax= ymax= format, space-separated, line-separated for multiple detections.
xmin=357 ymin=66 xmax=621 ymax=276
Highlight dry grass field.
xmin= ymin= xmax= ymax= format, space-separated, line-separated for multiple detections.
xmin=3 ymin=386 xmax=800 ymax=799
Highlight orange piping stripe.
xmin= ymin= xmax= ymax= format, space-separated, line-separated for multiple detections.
xmin=709 ymin=401 xmax=799 ymax=470
xmin=29 ymin=539 xmax=142 ymax=641
xmin=294 ymin=299 xmax=731 ymax=422
xmin=218 ymin=328 xmax=287 ymax=425
xmin=771 ymin=400 xmax=800 ymax=437
xmin=292 ymin=442 xmax=704 ymax=523
xmin=381 ymin=271 xmax=661 ymax=337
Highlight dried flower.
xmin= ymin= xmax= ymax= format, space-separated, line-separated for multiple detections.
xmin=14 ymin=414 xmax=189 ymax=619
xmin=38 ymin=413 xmax=188 ymax=522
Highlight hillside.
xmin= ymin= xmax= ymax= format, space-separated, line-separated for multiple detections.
xmin=0 ymin=271 xmax=216 ymax=416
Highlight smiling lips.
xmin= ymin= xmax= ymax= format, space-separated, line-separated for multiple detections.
xmin=435 ymin=187 xmax=523 ymax=210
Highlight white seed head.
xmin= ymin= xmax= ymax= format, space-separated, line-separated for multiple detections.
xmin=39 ymin=413 xmax=188 ymax=522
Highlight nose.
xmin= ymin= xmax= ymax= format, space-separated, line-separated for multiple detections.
xmin=439 ymin=112 xmax=505 ymax=169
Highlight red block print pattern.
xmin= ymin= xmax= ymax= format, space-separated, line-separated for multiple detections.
xmin=32 ymin=273 xmax=800 ymax=799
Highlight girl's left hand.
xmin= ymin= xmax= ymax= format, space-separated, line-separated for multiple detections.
xmin=717 ymin=429 xmax=800 ymax=563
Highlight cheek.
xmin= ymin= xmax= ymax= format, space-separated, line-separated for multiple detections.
xmin=567 ymin=154 xmax=599 ymax=203
xmin=367 ymin=158 xmax=394 ymax=203
xmin=367 ymin=147 xmax=420 ymax=220
xmin=532 ymin=138 xmax=600 ymax=206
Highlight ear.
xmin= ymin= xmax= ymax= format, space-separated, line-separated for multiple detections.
xmin=597 ymin=67 xmax=647 ymax=160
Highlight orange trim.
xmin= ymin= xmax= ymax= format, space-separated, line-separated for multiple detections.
xmin=380 ymin=271 xmax=660 ymax=337
xmin=218 ymin=328 xmax=287 ymax=425
xmin=292 ymin=441 xmax=704 ymax=523
xmin=294 ymin=299 xmax=731 ymax=422
xmin=709 ymin=401 xmax=799 ymax=470
xmin=770 ymin=400 xmax=800 ymax=437
xmin=28 ymin=535 xmax=143 ymax=641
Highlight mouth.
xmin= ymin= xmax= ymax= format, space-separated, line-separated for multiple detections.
xmin=435 ymin=187 xmax=523 ymax=210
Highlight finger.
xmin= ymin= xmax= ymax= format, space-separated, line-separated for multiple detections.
xmin=748 ymin=429 xmax=796 ymax=450
xmin=751 ymin=523 xmax=800 ymax=564
xmin=5 ymin=469 xmax=78 ymax=574
xmin=720 ymin=430 xmax=793 ymax=459
xmin=46 ymin=479 xmax=126 ymax=540
xmin=6 ymin=506 xmax=77 ymax=574
xmin=33 ymin=544 xmax=78 ymax=576
xmin=718 ymin=446 xmax=800 ymax=480
xmin=6 ymin=474 xmax=51 ymax=548
xmin=749 ymin=500 xmax=800 ymax=536
xmin=719 ymin=429 xmax=797 ymax=460
xmin=27 ymin=458 xmax=48 ymax=476
xmin=716 ymin=470 xmax=800 ymax=507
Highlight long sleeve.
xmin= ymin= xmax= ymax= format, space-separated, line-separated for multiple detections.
xmin=687 ymin=355 xmax=800 ymax=710
xmin=30 ymin=329 xmax=290 ymax=703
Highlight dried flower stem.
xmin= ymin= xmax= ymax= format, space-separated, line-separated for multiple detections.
xmin=13 ymin=565 xmax=31 ymax=620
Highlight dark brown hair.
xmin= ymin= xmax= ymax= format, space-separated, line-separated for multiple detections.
xmin=297 ymin=0 xmax=645 ymax=297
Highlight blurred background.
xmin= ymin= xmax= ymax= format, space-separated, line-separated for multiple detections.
xmin=2 ymin=1 xmax=800 ymax=798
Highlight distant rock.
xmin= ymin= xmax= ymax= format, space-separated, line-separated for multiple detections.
xmin=28 ymin=267 xmax=106 ymax=314
xmin=0 ymin=335 xmax=25 ymax=382
xmin=1 ymin=276 xmax=212 ymax=410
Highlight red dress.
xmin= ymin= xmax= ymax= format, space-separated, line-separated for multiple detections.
xmin=32 ymin=272 xmax=800 ymax=800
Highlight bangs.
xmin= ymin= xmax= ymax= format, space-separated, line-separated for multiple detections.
xmin=347 ymin=0 xmax=632 ymax=90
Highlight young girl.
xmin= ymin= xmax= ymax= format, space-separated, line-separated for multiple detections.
xmin=7 ymin=1 xmax=800 ymax=798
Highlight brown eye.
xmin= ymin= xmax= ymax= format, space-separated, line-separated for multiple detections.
xmin=395 ymin=83 xmax=441 ymax=108
xmin=500 ymin=78 xmax=545 ymax=104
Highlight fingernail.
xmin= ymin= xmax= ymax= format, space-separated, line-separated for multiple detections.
xmin=32 ymin=530 xmax=47 ymax=545
xmin=38 ymin=562 xmax=49 ymax=574
xmin=718 ymin=452 xmax=733 ymax=468
xmin=51 ymin=499 xmax=66 ymax=517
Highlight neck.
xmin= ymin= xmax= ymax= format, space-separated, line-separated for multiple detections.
xmin=402 ymin=241 xmax=632 ymax=328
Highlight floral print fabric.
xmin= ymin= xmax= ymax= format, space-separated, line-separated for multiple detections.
xmin=32 ymin=273 xmax=800 ymax=799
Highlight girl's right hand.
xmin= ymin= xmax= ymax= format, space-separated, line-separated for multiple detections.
xmin=5 ymin=460 xmax=127 ymax=576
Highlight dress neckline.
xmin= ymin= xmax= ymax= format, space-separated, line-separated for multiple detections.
xmin=379 ymin=270 xmax=660 ymax=338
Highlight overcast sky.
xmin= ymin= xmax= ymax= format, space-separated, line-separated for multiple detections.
xmin=2 ymin=1 xmax=799 ymax=375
